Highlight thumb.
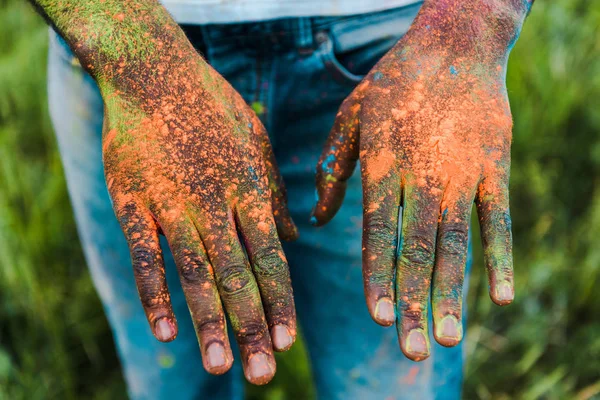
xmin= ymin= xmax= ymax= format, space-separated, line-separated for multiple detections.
xmin=311 ymin=95 xmax=361 ymax=226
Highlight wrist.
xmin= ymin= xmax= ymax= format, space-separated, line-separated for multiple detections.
xmin=35 ymin=1 xmax=198 ymax=85
xmin=409 ymin=0 xmax=531 ymax=63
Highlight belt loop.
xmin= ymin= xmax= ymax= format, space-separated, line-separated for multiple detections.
xmin=296 ymin=17 xmax=314 ymax=55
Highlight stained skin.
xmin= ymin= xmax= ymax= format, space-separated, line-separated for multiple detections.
xmin=313 ymin=0 xmax=534 ymax=361
xmin=32 ymin=0 xmax=298 ymax=385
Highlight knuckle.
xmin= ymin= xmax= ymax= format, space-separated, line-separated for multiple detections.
xmin=251 ymin=246 xmax=289 ymax=279
xmin=268 ymin=307 xmax=296 ymax=325
xmin=365 ymin=273 xmax=394 ymax=293
xmin=235 ymin=321 xmax=267 ymax=346
xmin=438 ymin=223 xmax=469 ymax=257
xmin=485 ymin=255 xmax=513 ymax=275
xmin=364 ymin=215 xmax=398 ymax=251
xmin=434 ymin=298 xmax=462 ymax=313
xmin=179 ymin=262 xmax=206 ymax=284
xmin=140 ymin=296 xmax=160 ymax=311
xmin=484 ymin=222 xmax=513 ymax=250
xmin=139 ymin=288 xmax=168 ymax=310
xmin=491 ymin=211 xmax=513 ymax=233
xmin=217 ymin=264 xmax=253 ymax=295
xmin=400 ymin=230 xmax=436 ymax=267
xmin=400 ymin=305 xmax=424 ymax=325
xmin=498 ymin=261 xmax=514 ymax=277
xmin=195 ymin=316 xmax=225 ymax=336
xmin=175 ymin=250 xmax=210 ymax=284
xmin=365 ymin=214 xmax=398 ymax=235
xmin=131 ymin=246 xmax=158 ymax=275
xmin=117 ymin=202 xmax=138 ymax=221
xmin=493 ymin=226 xmax=513 ymax=247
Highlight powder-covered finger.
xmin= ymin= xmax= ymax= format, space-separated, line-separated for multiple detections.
xmin=251 ymin=114 xmax=298 ymax=241
xmin=476 ymin=177 xmax=514 ymax=306
xmin=199 ymin=211 xmax=276 ymax=385
xmin=361 ymin=158 xmax=402 ymax=327
xmin=312 ymin=95 xmax=361 ymax=226
xmin=164 ymin=216 xmax=233 ymax=375
xmin=116 ymin=201 xmax=177 ymax=343
xmin=431 ymin=184 xmax=474 ymax=347
xmin=396 ymin=183 xmax=443 ymax=361
xmin=235 ymin=203 xmax=296 ymax=352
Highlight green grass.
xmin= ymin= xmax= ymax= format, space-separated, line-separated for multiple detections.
xmin=0 ymin=0 xmax=599 ymax=399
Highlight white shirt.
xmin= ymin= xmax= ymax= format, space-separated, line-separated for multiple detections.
xmin=160 ymin=0 xmax=420 ymax=24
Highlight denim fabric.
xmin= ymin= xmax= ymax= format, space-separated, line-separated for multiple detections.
xmin=47 ymin=3 xmax=470 ymax=399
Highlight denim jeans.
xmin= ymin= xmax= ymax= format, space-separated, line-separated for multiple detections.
xmin=47 ymin=3 xmax=470 ymax=399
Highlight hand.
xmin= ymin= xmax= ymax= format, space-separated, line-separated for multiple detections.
xmin=98 ymin=24 xmax=298 ymax=384
xmin=312 ymin=0 xmax=531 ymax=361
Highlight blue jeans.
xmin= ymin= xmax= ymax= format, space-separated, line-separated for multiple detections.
xmin=47 ymin=3 xmax=470 ymax=399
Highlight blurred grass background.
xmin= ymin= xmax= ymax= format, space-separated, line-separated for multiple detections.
xmin=0 ymin=0 xmax=599 ymax=398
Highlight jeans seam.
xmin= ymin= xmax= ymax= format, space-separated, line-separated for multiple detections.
xmin=198 ymin=25 xmax=215 ymax=64
xmin=265 ymin=56 xmax=277 ymax=142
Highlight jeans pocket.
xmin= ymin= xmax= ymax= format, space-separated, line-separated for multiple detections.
xmin=313 ymin=3 xmax=422 ymax=86
xmin=315 ymin=30 xmax=365 ymax=86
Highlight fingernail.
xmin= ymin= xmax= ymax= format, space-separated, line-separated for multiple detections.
xmin=271 ymin=325 xmax=294 ymax=351
xmin=495 ymin=282 xmax=514 ymax=303
xmin=154 ymin=318 xmax=175 ymax=341
xmin=374 ymin=298 xmax=395 ymax=325
xmin=247 ymin=353 xmax=275 ymax=384
xmin=437 ymin=315 xmax=462 ymax=343
xmin=406 ymin=329 xmax=429 ymax=358
xmin=206 ymin=342 xmax=227 ymax=369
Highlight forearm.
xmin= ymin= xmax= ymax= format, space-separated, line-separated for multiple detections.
xmin=407 ymin=0 xmax=534 ymax=63
xmin=30 ymin=0 xmax=195 ymax=85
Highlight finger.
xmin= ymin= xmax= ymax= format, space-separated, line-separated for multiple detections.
xmin=115 ymin=201 xmax=177 ymax=342
xmin=236 ymin=203 xmax=296 ymax=352
xmin=163 ymin=216 xmax=233 ymax=375
xmin=396 ymin=181 xmax=443 ymax=361
xmin=431 ymin=183 xmax=475 ymax=347
xmin=476 ymin=176 xmax=514 ymax=306
xmin=312 ymin=95 xmax=361 ymax=226
xmin=361 ymin=155 xmax=401 ymax=327
xmin=251 ymin=114 xmax=298 ymax=241
xmin=199 ymin=211 xmax=275 ymax=385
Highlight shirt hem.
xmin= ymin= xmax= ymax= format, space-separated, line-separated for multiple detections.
xmin=161 ymin=1 xmax=419 ymax=25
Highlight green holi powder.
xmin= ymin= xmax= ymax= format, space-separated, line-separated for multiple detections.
xmin=228 ymin=314 xmax=241 ymax=331
xmin=35 ymin=0 xmax=191 ymax=73
xmin=41 ymin=1 xmax=155 ymax=58
xmin=251 ymin=101 xmax=265 ymax=115
xmin=158 ymin=353 xmax=175 ymax=368
xmin=102 ymin=86 xmax=146 ymax=134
